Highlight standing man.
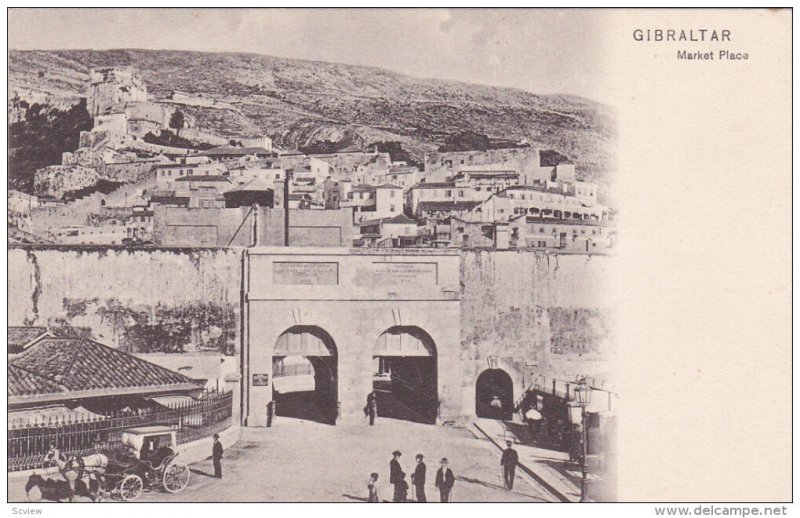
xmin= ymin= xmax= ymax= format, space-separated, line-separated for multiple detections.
xmin=411 ymin=453 xmax=427 ymax=502
xmin=434 ymin=458 xmax=455 ymax=502
xmin=389 ymin=450 xmax=403 ymax=502
xmin=212 ymin=433 xmax=224 ymax=479
xmin=501 ymin=439 xmax=519 ymax=490
xmin=367 ymin=391 xmax=378 ymax=426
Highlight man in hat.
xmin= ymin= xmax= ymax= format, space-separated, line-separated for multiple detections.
xmin=411 ymin=453 xmax=427 ymax=502
xmin=435 ymin=458 xmax=455 ymax=502
xmin=389 ymin=450 xmax=403 ymax=501
xmin=501 ymin=439 xmax=519 ymax=490
xmin=212 ymin=433 xmax=224 ymax=479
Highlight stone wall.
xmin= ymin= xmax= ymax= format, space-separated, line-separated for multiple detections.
xmin=8 ymin=247 xmax=243 ymax=354
xmin=459 ymin=250 xmax=613 ymax=412
xmin=34 ymin=165 xmax=100 ymax=199
xmin=8 ymin=246 xmax=613 ymax=416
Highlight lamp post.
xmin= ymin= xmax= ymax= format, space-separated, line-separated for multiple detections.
xmin=574 ymin=377 xmax=592 ymax=502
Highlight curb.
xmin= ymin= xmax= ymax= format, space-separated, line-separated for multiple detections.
xmin=472 ymin=421 xmax=572 ymax=503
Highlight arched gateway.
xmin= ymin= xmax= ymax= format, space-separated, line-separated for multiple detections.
xmin=243 ymin=247 xmax=462 ymax=426
xmin=475 ymin=368 xmax=514 ymax=420
xmin=272 ymin=326 xmax=338 ymax=425
xmin=373 ymin=326 xmax=438 ymax=424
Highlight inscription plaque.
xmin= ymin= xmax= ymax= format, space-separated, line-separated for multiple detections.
xmin=273 ymin=261 xmax=339 ymax=285
xmin=370 ymin=262 xmax=438 ymax=286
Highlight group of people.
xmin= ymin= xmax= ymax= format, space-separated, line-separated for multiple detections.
xmin=368 ymin=450 xmax=455 ymax=502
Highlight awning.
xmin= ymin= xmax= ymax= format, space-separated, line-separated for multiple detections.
xmin=9 ymin=405 xmax=105 ymax=427
xmin=147 ymin=395 xmax=198 ymax=408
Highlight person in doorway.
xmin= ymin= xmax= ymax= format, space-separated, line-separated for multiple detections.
xmin=395 ymin=471 xmax=409 ymax=502
xmin=435 ymin=458 xmax=455 ymax=502
xmin=389 ymin=450 xmax=403 ymax=501
xmin=501 ymin=440 xmax=519 ymax=490
xmin=411 ymin=454 xmax=427 ymax=502
xmin=212 ymin=433 xmax=224 ymax=478
xmin=490 ymin=395 xmax=504 ymax=418
xmin=367 ymin=472 xmax=380 ymax=502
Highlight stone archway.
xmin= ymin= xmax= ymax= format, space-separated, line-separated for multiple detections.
xmin=475 ymin=368 xmax=514 ymax=420
xmin=273 ymin=325 xmax=338 ymax=425
xmin=372 ymin=326 xmax=438 ymax=424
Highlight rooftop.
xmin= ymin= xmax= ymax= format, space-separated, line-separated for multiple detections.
xmin=9 ymin=337 xmax=200 ymax=404
xmin=412 ymin=182 xmax=457 ymax=189
xmin=226 ymin=178 xmax=273 ymax=192
xmin=199 ymin=146 xmax=274 ymax=157
xmin=418 ymin=200 xmax=483 ymax=211
xmin=174 ymin=175 xmax=231 ymax=183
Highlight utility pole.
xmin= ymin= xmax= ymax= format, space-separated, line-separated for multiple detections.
xmin=252 ymin=203 xmax=259 ymax=247
xmin=284 ymin=170 xmax=291 ymax=246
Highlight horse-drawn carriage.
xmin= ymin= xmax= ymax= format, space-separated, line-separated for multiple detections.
xmin=26 ymin=425 xmax=191 ymax=502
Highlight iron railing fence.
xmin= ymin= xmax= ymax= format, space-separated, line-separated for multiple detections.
xmin=8 ymin=390 xmax=232 ymax=472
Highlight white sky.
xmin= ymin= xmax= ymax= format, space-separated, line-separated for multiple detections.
xmin=9 ymin=8 xmax=612 ymax=102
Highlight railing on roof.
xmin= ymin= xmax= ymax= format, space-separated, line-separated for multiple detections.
xmin=7 ymin=389 xmax=232 ymax=472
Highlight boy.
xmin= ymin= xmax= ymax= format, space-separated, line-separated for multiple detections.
xmin=367 ymin=472 xmax=380 ymax=502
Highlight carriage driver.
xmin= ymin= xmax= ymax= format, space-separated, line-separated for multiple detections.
xmin=43 ymin=441 xmax=62 ymax=468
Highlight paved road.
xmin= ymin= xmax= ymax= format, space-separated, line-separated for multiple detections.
xmin=9 ymin=419 xmax=557 ymax=503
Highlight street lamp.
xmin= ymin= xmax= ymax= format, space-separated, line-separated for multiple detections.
xmin=574 ymin=377 xmax=593 ymax=502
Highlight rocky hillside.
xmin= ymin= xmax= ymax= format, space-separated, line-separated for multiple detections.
xmin=9 ymin=49 xmax=616 ymax=188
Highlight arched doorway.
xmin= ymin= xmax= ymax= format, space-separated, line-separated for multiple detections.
xmin=372 ymin=326 xmax=437 ymax=424
xmin=273 ymin=326 xmax=338 ymax=425
xmin=475 ymin=369 xmax=514 ymax=420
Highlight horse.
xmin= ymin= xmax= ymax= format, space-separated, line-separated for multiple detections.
xmin=25 ymin=474 xmax=102 ymax=502
xmin=26 ymin=452 xmax=109 ymax=502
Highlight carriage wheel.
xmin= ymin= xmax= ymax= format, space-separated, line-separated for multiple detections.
xmin=163 ymin=462 xmax=190 ymax=493
xmin=119 ymin=474 xmax=144 ymax=501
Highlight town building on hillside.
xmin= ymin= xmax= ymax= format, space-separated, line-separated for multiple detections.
xmin=223 ymin=179 xmax=274 ymax=208
xmin=152 ymin=206 xmax=353 ymax=247
xmin=228 ymin=165 xmax=285 ymax=186
xmin=449 ymin=214 xmax=614 ymax=253
xmin=196 ymin=146 xmax=276 ymax=162
xmin=422 ymin=147 xmax=577 ymax=186
xmin=155 ymin=162 xmax=227 ymax=190
xmin=455 ymin=165 xmax=520 ymax=192
xmin=407 ymin=182 xmax=491 ymax=215
xmin=513 ymin=215 xmax=615 ymax=252
xmin=416 ymin=200 xmax=484 ymax=224
xmin=469 ymin=185 xmax=610 ymax=223
xmin=356 ymin=213 xmax=419 ymax=248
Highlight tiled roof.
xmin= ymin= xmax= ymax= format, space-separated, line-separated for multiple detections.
xmin=383 ymin=214 xmax=416 ymax=224
xmin=8 ymin=327 xmax=49 ymax=351
xmin=10 ymin=338 xmax=199 ymax=401
xmin=375 ymin=183 xmax=403 ymax=190
xmin=8 ymin=365 xmax=67 ymax=397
